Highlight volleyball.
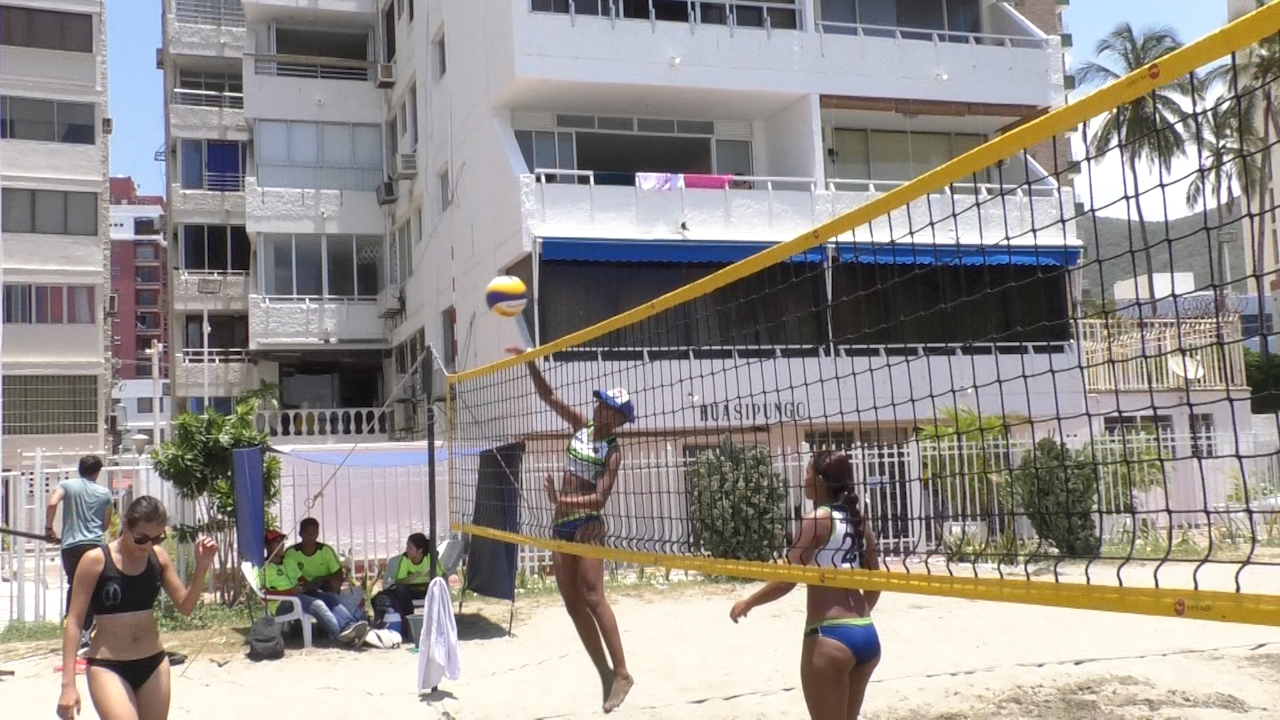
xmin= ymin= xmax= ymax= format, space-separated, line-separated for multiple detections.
xmin=486 ymin=275 xmax=528 ymax=317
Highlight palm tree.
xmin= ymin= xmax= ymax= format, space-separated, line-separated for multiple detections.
xmin=1185 ymin=88 xmax=1263 ymax=295
xmin=1077 ymin=23 xmax=1192 ymax=303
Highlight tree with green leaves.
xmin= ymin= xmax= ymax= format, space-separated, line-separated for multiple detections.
xmin=1078 ymin=23 xmax=1192 ymax=302
xmin=151 ymin=401 xmax=282 ymax=604
xmin=686 ymin=435 xmax=787 ymax=562
xmin=1245 ymin=346 xmax=1280 ymax=413
xmin=1009 ymin=438 xmax=1101 ymax=558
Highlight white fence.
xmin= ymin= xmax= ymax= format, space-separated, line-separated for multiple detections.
xmin=452 ymin=431 xmax=1280 ymax=576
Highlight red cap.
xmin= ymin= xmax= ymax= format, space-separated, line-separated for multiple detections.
xmin=265 ymin=530 xmax=286 ymax=543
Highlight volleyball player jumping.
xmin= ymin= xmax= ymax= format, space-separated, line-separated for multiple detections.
xmin=730 ymin=451 xmax=882 ymax=720
xmin=507 ymin=346 xmax=636 ymax=713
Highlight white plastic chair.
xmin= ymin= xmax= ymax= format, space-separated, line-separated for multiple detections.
xmin=240 ymin=561 xmax=312 ymax=649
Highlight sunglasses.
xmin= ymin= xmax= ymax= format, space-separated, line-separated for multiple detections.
xmin=131 ymin=531 xmax=167 ymax=546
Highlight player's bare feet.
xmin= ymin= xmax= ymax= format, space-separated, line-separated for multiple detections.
xmin=598 ymin=668 xmax=614 ymax=706
xmin=603 ymin=672 xmax=633 ymax=713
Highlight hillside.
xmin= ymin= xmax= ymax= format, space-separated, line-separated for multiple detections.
xmin=1076 ymin=210 xmax=1250 ymax=300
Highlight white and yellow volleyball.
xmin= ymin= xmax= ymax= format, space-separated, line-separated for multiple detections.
xmin=485 ymin=275 xmax=528 ymax=317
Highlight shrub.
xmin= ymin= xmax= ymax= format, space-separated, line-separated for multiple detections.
xmin=686 ymin=435 xmax=787 ymax=562
xmin=1009 ymin=438 xmax=1100 ymax=558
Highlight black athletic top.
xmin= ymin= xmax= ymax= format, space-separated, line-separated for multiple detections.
xmin=91 ymin=546 xmax=162 ymax=616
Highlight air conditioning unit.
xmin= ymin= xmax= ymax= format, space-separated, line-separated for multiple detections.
xmin=378 ymin=285 xmax=403 ymax=319
xmin=376 ymin=180 xmax=398 ymax=206
xmin=196 ymin=277 xmax=223 ymax=294
xmin=106 ymin=293 xmax=119 ymax=315
xmin=394 ymin=152 xmax=418 ymax=179
xmin=102 ymin=118 xmax=113 ymax=136
xmin=375 ymin=63 xmax=396 ymax=89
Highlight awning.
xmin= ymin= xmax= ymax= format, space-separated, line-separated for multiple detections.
xmin=539 ymin=238 xmax=825 ymax=264
xmin=833 ymin=243 xmax=1081 ymax=267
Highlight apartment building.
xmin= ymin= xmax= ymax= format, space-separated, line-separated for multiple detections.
xmin=0 ymin=0 xmax=111 ymax=465
xmin=364 ymin=1 xmax=1086 ymax=443
xmin=160 ymin=0 xmax=395 ymax=444
xmin=108 ymin=177 xmax=170 ymax=447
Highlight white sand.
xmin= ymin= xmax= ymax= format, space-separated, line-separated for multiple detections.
xmin=5 ymin=583 xmax=1280 ymax=719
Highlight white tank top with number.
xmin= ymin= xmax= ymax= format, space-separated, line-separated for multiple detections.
xmin=813 ymin=506 xmax=863 ymax=570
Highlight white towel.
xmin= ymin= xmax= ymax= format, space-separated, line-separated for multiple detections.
xmin=636 ymin=172 xmax=683 ymax=190
xmin=417 ymin=576 xmax=460 ymax=693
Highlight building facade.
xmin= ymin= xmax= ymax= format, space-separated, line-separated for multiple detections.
xmin=1 ymin=0 xmax=111 ymax=464
xmin=108 ymin=177 xmax=170 ymax=446
xmin=160 ymin=0 xmax=398 ymax=444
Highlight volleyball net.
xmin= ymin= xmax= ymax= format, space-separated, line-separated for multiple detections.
xmin=448 ymin=4 xmax=1280 ymax=626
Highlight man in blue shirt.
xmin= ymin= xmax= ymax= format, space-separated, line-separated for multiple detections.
xmin=45 ymin=455 xmax=113 ymax=648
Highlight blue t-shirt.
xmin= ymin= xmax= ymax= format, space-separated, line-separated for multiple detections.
xmin=58 ymin=478 xmax=112 ymax=549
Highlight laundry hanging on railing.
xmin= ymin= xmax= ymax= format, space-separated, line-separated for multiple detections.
xmin=633 ymin=173 xmax=735 ymax=190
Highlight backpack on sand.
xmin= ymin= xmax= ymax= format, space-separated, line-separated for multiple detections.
xmin=247 ymin=616 xmax=285 ymax=661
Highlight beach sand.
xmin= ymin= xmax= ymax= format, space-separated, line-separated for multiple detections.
xmin=4 ymin=581 xmax=1280 ymax=719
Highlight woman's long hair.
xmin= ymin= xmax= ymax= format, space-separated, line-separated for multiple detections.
xmin=813 ymin=451 xmax=866 ymax=567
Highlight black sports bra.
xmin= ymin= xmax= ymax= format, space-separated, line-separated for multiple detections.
xmin=91 ymin=546 xmax=162 ymax=616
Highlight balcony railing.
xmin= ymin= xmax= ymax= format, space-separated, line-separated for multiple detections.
xmin=814 ymin=21 xmax=1049 ymax=50
xmin=174 ymin=0 xmax=245 ymax=28
xmin=257 ymin=408 xmax=390 ymax=443
xmin=826 ymin=177 xmax=1060 ymax=199
xmin=1079 ymin=318 xmax=1248 ymax=392
xmin=180 ymin=348 xmax=250 ymax=364
xmin=188 ymin=172 xmax=245 ymax=192
xmin=172 ymin=88 xmax=245 ymax=109
xmin=251 ymin=53 xmax=372 ymax=82
xmin=532 ymin=0 xmax=801 ymax=35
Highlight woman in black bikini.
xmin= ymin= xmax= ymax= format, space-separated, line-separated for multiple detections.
xmin=506 ymin=346 xmax=636 ymax=714
xmin=57 ymin=496 xmax=218 ymax=720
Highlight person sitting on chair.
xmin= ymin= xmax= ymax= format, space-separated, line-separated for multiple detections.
xmin=263 ymin=530 xmax=367 ymax=647
xmin=371 ymin=533 xmax=436 ymax=643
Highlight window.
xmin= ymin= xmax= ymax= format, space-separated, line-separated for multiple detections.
xmin=256 ymin=121 xmax=381 ymax=191
xmin=408 ymin=84 xmax=419 ymax=148
xmin=137 ymin=398 xmax=154 ymax=414
xmin=180 ymin=225 xmax=250 ymax=272
xmin=136 ymin=337 xmax=154 ymax=354
xmin=136 ymin=357 xmax=153 ymax=378
xmin=135 ymin=243 xmax=158 ymax=262
xmin=1 ymin=189 xmax=98 ymax=235
xmin=259 ymin=234 xmax=383 ymax=297
xmin=434 ymin=33 xmax=447 ymax=79
xmin=829 ymin=265 xmax=1071 ymax=345
xmin=539 ymin=261 xmax=825 ymax=347
xmin=0 ymin=96 xmax=95 ymax=144
xmin=179 ymin=139 xmax=246 ymax=191
xmin=1192 ymin=414 xmax=1218 ymax=458
xmin=408 ymin=0 xmax=415 ymax=22
xmin=828 ymin=129 xmax=988 ymax=183
xmin=383 ymin=2 xmax=396 ymax=62
xmin=2 ymin=375 xmax=98 ymax=435
xmin=272 ymin=27 xmax=370 ymax=79
xmin=184 ymin=315 xmax=248 ymax=350
xmin=133 ymin=217 xmax=159 ymax=236
xmin=136 ymin=313 xmax=161 ymax=331
xmin=137 ymin=290 xmax=159 ymax=307
xmin=136 ymin=267 xmax=161 ymax=284
xmin=441 ymin=306 xmax=456 ymax=372
xmin=2 ymin=285 xmax=94 ymax=324
xmin=392 ymin=224 xmax=412 ymax=285
xmin=0 ymin=6 xmax=94 ymax=53
xmin=514 ymin=130 xmax=576 ymax=176
xmin=438 ymin=167 xmax=451 ymax=212
xmin=174 ymin=71 xmax=244 ymax=108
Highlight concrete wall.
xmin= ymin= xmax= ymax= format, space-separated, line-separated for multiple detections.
xmin=760 ymin=95 xmax=823 ymax=180
xmin=169 ymin=104 xmax=250 ymax=142
xmin=248 ymin=296 xmax=387 ymax=347
xmin=173 ymin=359 xmax=255 ymax=397
xmin=244 ymin=179 xmax=384 ymax=235
xmin=171 ymin=273 xmax=251 ymax=312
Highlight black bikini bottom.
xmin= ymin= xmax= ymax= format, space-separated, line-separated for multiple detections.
xmin=85 ymin=650 xmax=167 ymax=692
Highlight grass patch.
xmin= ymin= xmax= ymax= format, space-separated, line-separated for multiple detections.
xmin=0 ymin=620 xmax=62 ymax=645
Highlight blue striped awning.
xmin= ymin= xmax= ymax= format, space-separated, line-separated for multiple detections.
xmin=833 ymin=243 xmax=1081 ymax=267
xmin=539 ymin=238 xmax=825 ymax=264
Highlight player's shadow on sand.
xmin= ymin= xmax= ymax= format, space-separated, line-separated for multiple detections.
xmin=456 ymin=613 xmax=509 ymax=641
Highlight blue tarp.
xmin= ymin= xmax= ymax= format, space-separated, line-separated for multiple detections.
xmin=832 ymin=243 xmax=1081 ymax=267
xmin=232 ymin=446 xmax=267 ymax=567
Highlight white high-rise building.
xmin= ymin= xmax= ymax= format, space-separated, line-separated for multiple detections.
xmin=161 ymin=0 xmax=397 ymax=444
xmin=1 ymin=0 xmax=111 ymax=464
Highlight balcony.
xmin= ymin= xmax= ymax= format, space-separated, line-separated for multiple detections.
xmin=249 ymin=296 xmax=387 ymax=349
xmin=245 ymin=177 xmax=383 ymax=235
xmin=1079 ymin=318 xmax=1249 ymax=393
xmin=171 ymin=177 xmax=246 ymax=222
xmin=171 ymin=272 xmax=250 ymax=312
xmin=514 ymin=0 xmax=1057 ymax=108
xmin=170 ymin=88 xmax=248 ymax=138
xmin=255 ymin=407 xmax=390 ymax=445
xmin=174 ymin=348 xmax=254 ymax=396
xmin=243 ymin=54 xmax=383 ymax=125
xmin=521 ymin=170 xmax=1073 ymax=248
xmin=168 ymin=0 xmax=247 ymax=56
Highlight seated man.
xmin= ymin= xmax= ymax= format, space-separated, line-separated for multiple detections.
xmin=284 ymin=517 xmax=366 ymax=618
xmin=262 ymin=529 xmax=368 ymax=647
xmin=371 ymin=533 xmax=436 ymax=642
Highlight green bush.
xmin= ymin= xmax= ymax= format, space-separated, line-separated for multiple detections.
xmin=1009 ymin=438 xmax=1100 ymax=558
xmin=686 ymin=436 xmax=787 ymax=562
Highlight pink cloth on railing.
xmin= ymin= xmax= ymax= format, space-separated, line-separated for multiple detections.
xmin=636 ymin=172 xmax=684 ymax=190
xmin=683 ymin=173 xmax=733 ymax=189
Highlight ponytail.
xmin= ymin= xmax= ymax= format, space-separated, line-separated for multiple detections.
xmin=813 ymin=451 xmax=866 ymax=567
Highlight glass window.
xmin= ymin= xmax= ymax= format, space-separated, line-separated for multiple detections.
xmin=1 ymin=189 xmax=33 ymax=233
xmin=68 ymin=286 xmax=93 ymax=323
xmin=66 ymin=192 xmax=98 ymax=235
xmin=0 ymin=7 xmax=93 ymax=53
xmin=5 ymin=97 xmax=56 ymax=141
xmin=56 ymin=101 xmax=95 ymax=144
xmin=294 ymin=236 xmax=324 ymax=296
xmin=326 ymin=235 xmax=356 ymax=296
xmin=137 ymin=267 xmax=161 ymax=283
xmin=831 ymin=130 xmax=870 ymax=180
xmin=34 ymin=286 xmax=64 ymax=323
xmin=356 ymin=236 xmax=382 ymax=296
xmin=290 ymin=122 xmax=320 ymax=165
xmin=34 ymin=190 xmax=66 ymax=234
xmin=3 ymin=285 xmax=32 ymax=323
xmin=135 ymin=244 xmax=158 ymax=262
xmin=180 ymin=139 xmax=204 ymax=189
xmin=1 ymin=375 xmax=98 ymax=436
xmin=263 ymin=235 xmax=294 ymax=295
xmin=353 ymin=125 xmax=382 ymax=166
xmin=714 ymin=139 xmax=753 ymax=177
xmin=182 ymin=225 xmax=208 ymax=270
xmin=322 ymin=123 xmax=352 ymax=165
xmin=137 ymin=290 xmax=159 ymax=307
xmin=256 ymin=121 xmax=290 ymax=163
